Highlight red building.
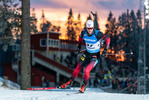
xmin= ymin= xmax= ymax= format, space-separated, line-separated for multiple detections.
xmin=3 ymin=31 xmax=85 ymax=87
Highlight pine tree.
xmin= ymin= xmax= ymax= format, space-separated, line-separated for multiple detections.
xmin=129 ymin=10 xmax=139 ymax=69
xmin=117 ymin=10 xmax=130 ymax=50
xmin=74 ymin=13 xmax=82 ymax=40
xmin=0 ymin=0 xmax=21 ymax=51
xmin=0 ymin=0 xmax=37 ymax=45
xmin=66 ymin=8 xmax=77 ymax=41
xmin=40 ymin=10 xmax=52 ymax=32
xmin=117 ymin=9 xmax=141 ymax=69
xmin=117 ymin=10 xmax=131 ymax=62
xmin=30 ymin=8 xmax=38 ymax=34
xmin=51 ymin=25 xmax=61 ymax=32
xmin=105 ymin=11 xmax=117 ymax=53
xmin=39 ymin=10 xmax=61 ymax=33
xmin=0 ymin=0 xmax=38 ymax=50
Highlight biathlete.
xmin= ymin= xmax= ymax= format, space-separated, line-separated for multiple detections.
xmin=60 ymin=20 xmax=110 ymax=93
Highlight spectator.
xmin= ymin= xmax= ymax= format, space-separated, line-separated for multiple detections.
xmin=64 ymin=55 xmax=70 ymax=67
xmin=56 ymin=57 xmax=60 ymax=63
xmin=94 ymin=77 xmax=100 ymax=87
xmin=53 ymin=54 xmax=56 ymax=61
xmin=60 ymin=54 xmax=63 ymax=63
xmin=46 ymin=80 xmax=49 ymax=87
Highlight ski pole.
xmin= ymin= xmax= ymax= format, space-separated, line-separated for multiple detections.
xmin=80 ymin=49 xmax=86 ymax=53
xmin=80 ymin=49 xmax=133 ymax=55
xmin=107 ymin=52 xmax=133 ymax=55
xmin=90 ymin=11 xmax=95 ymax=16
xmin=80 ymin=48 xmax=133 ymax=55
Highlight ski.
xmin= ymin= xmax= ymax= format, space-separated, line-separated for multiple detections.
xmin=67 ymin=92 xmax=83 ymax=95
xmin=27 ymin=86 xmax=66 ymax=90
xmin=67 ymin=92 xmax=79 ymax=95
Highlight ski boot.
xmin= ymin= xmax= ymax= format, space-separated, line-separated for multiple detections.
xmin=79 ymin=84 xmax=86 ymax=93
xmin=60 ymin=80 xmax=73 ymax=89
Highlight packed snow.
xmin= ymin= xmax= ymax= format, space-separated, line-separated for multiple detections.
xmin=0 ymin=77 xmax=149 ymax=100
xmin=0 ymin=88 xmax=149 ymax=100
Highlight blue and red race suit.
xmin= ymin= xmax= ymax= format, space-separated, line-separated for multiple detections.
xmin=70 ymin=29 xmax=110 ymax=85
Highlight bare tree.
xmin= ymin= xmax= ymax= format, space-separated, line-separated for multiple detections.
xmin=21 ymin=0 xmax=31 ymax=90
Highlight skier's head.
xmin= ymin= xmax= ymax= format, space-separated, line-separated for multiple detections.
xmin=86 ymin=20 xmax=94 ymax=36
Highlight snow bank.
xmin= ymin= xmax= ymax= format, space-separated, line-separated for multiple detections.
xmin=0 ymin=77 xmax=20 ymax=90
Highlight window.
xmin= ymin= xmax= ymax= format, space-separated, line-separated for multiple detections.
xmin=54 ymin=40 xmax=56 ymax=46
xmin=49 ymin=39 xmax=59 ymax=47
xmin=55 ymin=40 xmax=59 ymax=47
xmin=40 ymin=39 xmax=46 ymax=47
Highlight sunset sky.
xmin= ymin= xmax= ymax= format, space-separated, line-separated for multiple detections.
xmin=30 ymin=0 xmax=141 ymax=38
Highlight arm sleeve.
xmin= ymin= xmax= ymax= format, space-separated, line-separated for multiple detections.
xmin=80 ymin=31 xmax=84 ymax=38
xmin=102 ymin=35 xmax=110 ymax=49
xmin=96 ymin=31 xmax=104 ymax=40
xmin=78 ymin=31 xmax=84 ymax=49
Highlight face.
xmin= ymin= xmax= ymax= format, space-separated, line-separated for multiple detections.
xmin=86 ymin=27 xmax=93 ymax=35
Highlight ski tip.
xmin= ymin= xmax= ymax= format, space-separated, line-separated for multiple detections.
xmin=57 ymin=86 xmax=62 ymax=89
xmin=67 ymin=92 xmax=80 ymax=95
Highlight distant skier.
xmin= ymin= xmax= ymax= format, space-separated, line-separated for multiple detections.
xmin=60 ymin=20 xmax=110 ymax=93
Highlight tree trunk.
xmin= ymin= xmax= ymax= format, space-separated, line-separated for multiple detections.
xmin=21 ymin=0 xmax=31 ymax=90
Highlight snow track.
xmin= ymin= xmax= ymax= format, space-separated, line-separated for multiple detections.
xmin=0 ymin=87 xmax=149 ymax=100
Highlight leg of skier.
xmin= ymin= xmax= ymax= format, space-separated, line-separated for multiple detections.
xmin=60 ymin=61 xmax=84 ymax=89
xmin=79 ymin=58 xmax=98 ymax=93
xmin=61 ymin=54 xmax=88 ymax=89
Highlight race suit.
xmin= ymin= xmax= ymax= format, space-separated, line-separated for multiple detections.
xmin=70 ymin=29 xmax=110 ymax=85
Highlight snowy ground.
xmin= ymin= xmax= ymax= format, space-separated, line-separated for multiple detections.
xmin=0 ymin=87 xmax=149 ymax=100
xmin=0 ymin=77 xmax=149 ymax=100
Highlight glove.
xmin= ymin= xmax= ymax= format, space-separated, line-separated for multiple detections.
xmin=76 ymin=48 xmax=80 ymax=55
xmin=97 ymin=52 xmax=101 ymax=65
xmin=76 ymin=43 xmax=81 ymax=55
xmin=101 ymin=49 xmax=107 ymax=57
xmin=97 ymin=52 xmax=100 ymax=59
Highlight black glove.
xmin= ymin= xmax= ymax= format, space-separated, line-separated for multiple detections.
xmin=76 ymin=43 xmax=81 ymax=55
xmin=76 ymin=48 xmax=80 ymax=55
xmin=101 ymin=49 xmax=107 ymax=57
xmin=97 ymin=52 xmax=100 ymax=59
xmin=97 ymin=52 xmax=101 ymax=65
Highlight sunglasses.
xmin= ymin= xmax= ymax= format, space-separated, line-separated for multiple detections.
xmin=87 ymin=28 xmax=93 ymax=30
